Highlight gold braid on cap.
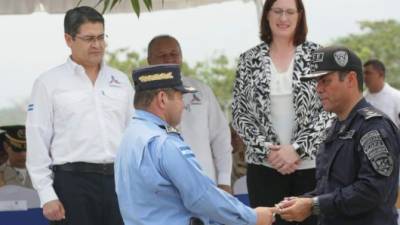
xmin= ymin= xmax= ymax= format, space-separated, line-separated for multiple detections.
xmin=5 ymin=134 xmax=26 ymax=150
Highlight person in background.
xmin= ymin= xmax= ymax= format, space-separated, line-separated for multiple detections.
xmin=26 ymin=6 xmax=133 ymax=224
xmin=147 ymin=35 xmax=233 ymax=193
xmin=0 ymin=125 xmax=32 ymax=188
xmin=0 ymin=130 xmax=8 ymax=186
xmin=363 ymin=59 xmax=400 ymax=128
xmin=232 ymin=0 xmax=330 ymax=224
xmin=230 ymin=125 xmax=247 ymax=184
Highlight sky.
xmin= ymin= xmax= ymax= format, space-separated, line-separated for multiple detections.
xmin=0 ymin=0 xmax=399 ymax=109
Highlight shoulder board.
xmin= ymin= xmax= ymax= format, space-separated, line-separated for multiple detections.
xmin=358 ymin=107 xmax=383 ymax=120
xmin=165 ymin=126 xmax=180 ymax=135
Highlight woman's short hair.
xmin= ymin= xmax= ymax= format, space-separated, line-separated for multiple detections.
xmin=260 ymin=0 xmax=308 ymax=46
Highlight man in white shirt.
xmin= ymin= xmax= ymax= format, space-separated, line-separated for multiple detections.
xmin=363 ymin=59 xmax=400 ymax=128
xmin=26 ymin=6 xmax=133 ymax=225
xmin=147 ymin=35 xmax=233 ymax=193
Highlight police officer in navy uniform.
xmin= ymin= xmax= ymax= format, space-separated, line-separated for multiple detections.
xmin=115 ymin=64 xmax=277 ymax=225
xmin=276 ymin=46 xmax=400 ymax=225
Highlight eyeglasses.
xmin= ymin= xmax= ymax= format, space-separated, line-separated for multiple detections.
xmin=74 ymin=34 xmax=108 ymax=44
xmin=270 ymin=8 xmax=298 ymax=17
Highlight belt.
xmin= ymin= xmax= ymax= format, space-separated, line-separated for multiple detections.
xmin=52 ymin=162 xmax=114 ymax=175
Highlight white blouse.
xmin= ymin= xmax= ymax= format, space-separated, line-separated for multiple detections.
xmin=269 ymin=58 xmax=295 ymax=145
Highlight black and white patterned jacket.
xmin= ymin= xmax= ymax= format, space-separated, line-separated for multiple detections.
xmin=232 ymin=41 xmax=331 ymax=166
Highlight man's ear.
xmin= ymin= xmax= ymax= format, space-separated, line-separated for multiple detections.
xmin=347 ymin=71 xmax=359 ymax=88
xmin=156 ymin=91 xmax=168 ymax=110
xmin=65 ymin=33 xmax=73 ymax=48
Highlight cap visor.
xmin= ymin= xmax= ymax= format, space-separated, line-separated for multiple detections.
xmin=300 ymin=71 xmax=332 ymax=81
xmin=174 ymin=85 xmax=197 ymax=94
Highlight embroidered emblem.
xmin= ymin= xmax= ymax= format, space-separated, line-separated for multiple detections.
xmin=138 ymin=72 xmax=173 ymax=82
xmin=339 ymin=130 xmax=355 ymax=140
xmin=17 ymin=129 xmax=25 ymax=139
xmin=334 ymin=50 xmax=348 ymax=67
xmin=191 ymin=93 xmax=201 ymax=105
xmin=27 ymin=104 xmax=34 ymax=112
xmin=109 ymin=75 xmax=121 ymax=87
xmin=179 ymin=146 xmax=195 ymax=158
xmin=184 ymin=93 xmax=202 ymax=111
xmin=360 ymin=130 xmax=393 ymax=176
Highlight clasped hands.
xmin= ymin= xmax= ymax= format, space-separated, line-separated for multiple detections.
xmin=266 ymin=144 xmax=300 ymax=175
xmin=273 ymin=197 xmax=313 ymax=222
xmin=254 ymin=196 xmax=313 ymax=225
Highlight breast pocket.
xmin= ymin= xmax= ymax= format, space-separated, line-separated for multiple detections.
xmin=53 ymin=90 xmax=91 ymax=119
xmin=101 ymin=88 xmax=129 ymax=113
xmin=329 ymin=142 xmax=358 ymax=186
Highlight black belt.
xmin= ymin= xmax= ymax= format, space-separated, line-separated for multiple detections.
xmin=52 ymin=162 xmax=114 ymax=175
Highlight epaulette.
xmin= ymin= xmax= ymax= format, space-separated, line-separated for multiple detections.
xmin=358 ymin=107 xmax=383 ymax=120
xmin=165 ymin=125 xmax=180 ymax=135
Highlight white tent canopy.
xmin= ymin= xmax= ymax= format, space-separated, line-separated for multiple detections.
xmin=0 ymin=0 xmax=260 ymax=15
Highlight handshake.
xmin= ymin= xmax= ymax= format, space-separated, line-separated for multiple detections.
xmin=255 ymin=197 xmax=314 ymax=225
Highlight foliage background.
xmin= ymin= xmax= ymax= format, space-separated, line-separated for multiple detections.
xmin=107 ymin=19 xmax=400 ymax=115
xmin=1 ymin=20 xmax=400 ymax=125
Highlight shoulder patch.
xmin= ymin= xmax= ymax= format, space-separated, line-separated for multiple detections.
xmin=360 ymin=130 xmax=393 ymax=176
xmin=179 ymin=146 xmax=195 ymax=158
xmin=358 ymin=107 xmax=383 ymax=120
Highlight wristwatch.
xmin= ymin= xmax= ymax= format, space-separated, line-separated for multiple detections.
xmin=292 ymin=143 xmax=302 ymax=155
xmin=311 ymin=197 xmax=320 ymax=215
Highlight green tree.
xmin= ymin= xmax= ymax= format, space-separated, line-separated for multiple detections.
xmin=333 ymin=20 xmax=400 ymax=88
xmin=105 ymin=49 xmax=236 ymax=115
xmin=106 ymin=48 xmax=148 ymax=80
xmin=79 ymin=0 xmax=154 ymax=16
xmin=184 ymin=55 xmax=236 ymax=114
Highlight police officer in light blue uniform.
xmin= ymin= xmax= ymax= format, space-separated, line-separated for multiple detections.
xmin=277 ymin=46 xmax=400 ymax=225
xmin=115 ymin=64 xmax=277 ymax=225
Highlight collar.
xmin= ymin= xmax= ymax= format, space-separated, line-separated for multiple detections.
xmin=66 ymin=56 xmax=105 ymax=75
xmin=337 ymin=98 xmax=369 ymax=133
xmin=134 ymin=110 xmax=168 ymax=128
xmin=261 ymin=42 xmax=305 ymax=56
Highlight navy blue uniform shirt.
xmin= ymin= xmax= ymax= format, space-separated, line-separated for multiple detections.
xmin=306 ymin=98 xmax=399 ymax=225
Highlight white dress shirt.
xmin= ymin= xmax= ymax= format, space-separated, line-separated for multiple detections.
xmin=26 ymin=57 xmax=134 ymax=206
xmin=364 ymin=83 xmax=400 ymax=128
xmin=178 ymin=76 xmax=232 ymax=185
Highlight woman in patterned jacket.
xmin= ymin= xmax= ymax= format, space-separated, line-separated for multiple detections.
xmin=232 ymin=0 xmax=331 ymax=224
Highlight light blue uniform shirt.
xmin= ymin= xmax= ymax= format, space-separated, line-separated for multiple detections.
xmin=115 ymin=110 xmax=257 ymax=225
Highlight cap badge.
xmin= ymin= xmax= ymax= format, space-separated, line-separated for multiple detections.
xmin=334 ymin=51 xmax=348 ymax=67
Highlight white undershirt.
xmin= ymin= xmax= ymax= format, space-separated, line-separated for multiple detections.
xmin=270 ymin=58 xmax=295 ymax=145
xmin=268 ymin=59 xmax=315 ymax=170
